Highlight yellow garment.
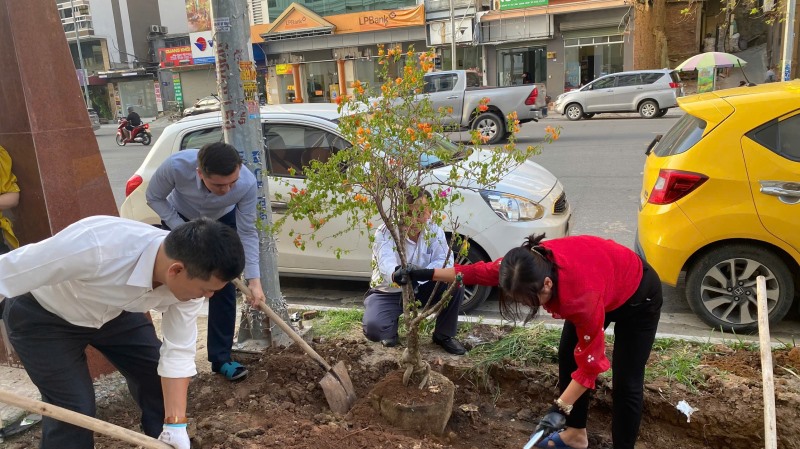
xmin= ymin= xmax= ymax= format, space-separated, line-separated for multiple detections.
xmin=0 ymin=146 xmax=20 ymax=249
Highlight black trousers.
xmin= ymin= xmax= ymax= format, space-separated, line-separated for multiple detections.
xmin=2 ymin=294 xmax=164 ymax=449
xmin=362 ymin=281 xmax=464 ymax=341
xmin=558 ymin=260 xmax=663 ymax=449
xmin=162 ymin=209 xmax=238 ymax=367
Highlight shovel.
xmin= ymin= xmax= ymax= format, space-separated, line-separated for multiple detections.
xmin=232 ymin=279 xmax=357 ymax=415
xmin=0 ymin=389 xmax=171 ymax=449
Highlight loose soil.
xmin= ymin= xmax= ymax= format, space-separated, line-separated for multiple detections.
xmin=4 ymin=325 xmax=800 ymax=449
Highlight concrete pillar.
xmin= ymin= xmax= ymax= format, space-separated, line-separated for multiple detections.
xmin=337 ymin=59 xmax=347 ymax=99
xmin=292 ymin=63 xmax=304 ymax=102
xmin=0 ymin=0 xmax=118 ymax=377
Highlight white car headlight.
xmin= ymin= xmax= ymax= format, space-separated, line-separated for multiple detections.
xmin=480 ymin=191 xmax=544 ymax=221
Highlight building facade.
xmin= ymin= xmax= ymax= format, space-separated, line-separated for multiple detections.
xmin=257 ymin=2 xmax=428 ymax=105
xmin=57 ymin=0 xmax=185 ymax=119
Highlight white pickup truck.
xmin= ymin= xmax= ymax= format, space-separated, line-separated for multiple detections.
xmin=423 ymin=70 xmax=547 ymax=144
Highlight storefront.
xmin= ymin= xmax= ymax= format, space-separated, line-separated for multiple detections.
xmin=425 ymin=0 xmax=482 ymax=75
xmin=258 ymin=4 xmax=427 ymax=105
xmin=478 ymin=0 xmax=633 ymax=97
xmin=98 ymin=69 xmax=159 ymax=118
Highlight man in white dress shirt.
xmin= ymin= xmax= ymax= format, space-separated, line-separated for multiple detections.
xmin=362 ymin=191 xmax=466 ymax=355
xmin=0 ymin=216 xmax=245 ymax=449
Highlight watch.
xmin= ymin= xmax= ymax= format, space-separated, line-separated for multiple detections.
xmin=164 ymin=416 xmax=189 ymax=424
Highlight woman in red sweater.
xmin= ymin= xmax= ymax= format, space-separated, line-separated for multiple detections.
xmin=393 ymin=234 xmax=662 ymax=449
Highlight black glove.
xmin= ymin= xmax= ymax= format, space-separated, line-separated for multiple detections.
xmin=532 ymin=405 xmax=567 ymax=442
xmin=391 ymin=265 xmax=435 ymax=285
xmin=392 ymin=265 xmax=411 ymax=285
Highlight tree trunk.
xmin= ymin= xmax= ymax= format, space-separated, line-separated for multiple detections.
xmin=400 ymin=287 xmax=431 ymax=389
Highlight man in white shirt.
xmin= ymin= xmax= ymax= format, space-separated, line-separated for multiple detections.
xmin=362 ymin=191 xmax=466 ymax=355
xmin=0 ymin=216 xmax=245 ymax=449
xmin=146 ymin=141 xmax=266 ymax=382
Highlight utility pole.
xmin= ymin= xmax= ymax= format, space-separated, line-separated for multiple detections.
xmin=70 ymin=0 xmax=91 ymax=108
xmin=781 ymin=0 xmax=796 ymax=81
xmin=449 ymin=0 xmax=457 ymax=70
xmin=210 ymin=0 xmax=289 ymax=350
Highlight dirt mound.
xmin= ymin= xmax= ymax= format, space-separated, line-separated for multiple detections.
xmin=5 ymin=329 xmax=800 ymax=449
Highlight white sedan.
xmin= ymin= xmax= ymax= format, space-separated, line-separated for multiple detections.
xmin=120 ymin=104 xmax=573 ymax=311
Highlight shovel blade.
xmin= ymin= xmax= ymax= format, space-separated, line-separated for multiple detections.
xmin=318 ymin=361 xmax=357 ymax=415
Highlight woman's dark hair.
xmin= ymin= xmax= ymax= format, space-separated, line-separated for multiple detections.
xmin=164 ymin=217 xmax=245 ymax=281
xmin=497 ymin=233 xmax=557 ymax=323
xmin=198 ymin=142 xmax=242 ymax=177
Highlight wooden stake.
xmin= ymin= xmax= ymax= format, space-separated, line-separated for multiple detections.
xmin=0 ymin=389 xmax=171 ymax=449
xmin=756 ymin=275 xmax=778 ymax=449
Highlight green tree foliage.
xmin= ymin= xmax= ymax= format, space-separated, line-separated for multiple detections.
xmin=275 ymin=45 xmax=559 ymax=388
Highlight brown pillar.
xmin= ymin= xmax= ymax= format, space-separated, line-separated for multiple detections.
xmin=337 ymin=59 xmax=347 ymax=99
xmin=0 ymin=0 xmax=118 ymax=377
xmin=291 ymin=63 xmax=304 ymax=103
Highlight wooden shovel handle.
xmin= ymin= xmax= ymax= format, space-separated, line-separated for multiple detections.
xmin=0 ymin=389 xmax=172 ymax=449
xmin=232 ymin=279 xmax=332 ymax=371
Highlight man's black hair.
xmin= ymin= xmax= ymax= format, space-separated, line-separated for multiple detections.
xmin=163 ymin=217 xmax=245 ymax=281
xmin=198 ymin=142 xmax=242 ymax=177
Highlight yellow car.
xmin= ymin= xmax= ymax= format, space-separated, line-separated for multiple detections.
xmin=637 ymin=81 xmax=800 ymax=333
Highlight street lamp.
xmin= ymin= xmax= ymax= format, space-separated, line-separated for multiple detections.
xmin=70 ymin=0 xmax=91 ymax=108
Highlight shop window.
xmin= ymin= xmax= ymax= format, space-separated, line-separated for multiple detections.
xmin=563 ymin=36 xmax=624 ymax=86
xmin=497 ymin=46 xmax=546 ymax=87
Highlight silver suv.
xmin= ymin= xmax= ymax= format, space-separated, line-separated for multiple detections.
xmin=554 ymin=69 xmax=683 ymax=120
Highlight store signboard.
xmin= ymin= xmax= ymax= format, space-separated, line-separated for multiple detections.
xmin=331 ymin=5 xmax=425 ymax=33
xmin=498 ymin=0 xmax=548 ymax=10
xmin=190 ymin=31 xmax=215 ymax=64
xmin=265 ymin=5 xmax=425 ymax=37
xmin=159 ymin=46 xmax=194 ymax=68
xmin=697 ymin=66 xmax=715 ymax=93
xmin=276 ymin=64 xmax=293 ymax=75
xmin=172 ymin=74 xmax=184 ymax=108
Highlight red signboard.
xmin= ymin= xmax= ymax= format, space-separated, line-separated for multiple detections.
xmin=159 ymin=46 xmax=194 ymax=68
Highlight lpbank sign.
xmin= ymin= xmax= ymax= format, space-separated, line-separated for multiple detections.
xmin=190 ymin=31 xmax=215 ymax=65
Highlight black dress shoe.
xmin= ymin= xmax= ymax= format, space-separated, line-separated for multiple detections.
xmin=381 ymin=335 xmax=399 ymax=347
xmin=432 ymin=333 xmax=467 ymax=355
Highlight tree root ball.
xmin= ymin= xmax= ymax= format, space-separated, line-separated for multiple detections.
xmin=367 ymin=369 xmax=455 ymax=436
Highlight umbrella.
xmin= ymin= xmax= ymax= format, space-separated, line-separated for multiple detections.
xmin=675 ymin=52 xmax=748 ymax=71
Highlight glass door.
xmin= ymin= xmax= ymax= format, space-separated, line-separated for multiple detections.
xmin=497 ymin=46 xmax=546 ymax=87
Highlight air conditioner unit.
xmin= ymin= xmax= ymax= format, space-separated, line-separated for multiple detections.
xmin=149 ymin=25 xmax=161 ymax=33
xmin=160 ymin=26 xmax=168 ymax=34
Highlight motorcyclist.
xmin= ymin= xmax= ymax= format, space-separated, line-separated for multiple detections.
xmin=123 ymin=107 xmax=142 ymax=142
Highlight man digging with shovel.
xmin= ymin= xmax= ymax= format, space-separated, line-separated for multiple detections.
xmin=147 ymin=141 xmax=267 ymax=382
xmin=0 ymin=216 xmax=245 ymax=449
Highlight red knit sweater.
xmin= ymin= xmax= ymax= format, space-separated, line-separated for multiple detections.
xmin=455 ymin=235 xmax=643 ymax=389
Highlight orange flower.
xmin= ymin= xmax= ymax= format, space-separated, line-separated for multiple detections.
xmin=395 ymin=78 xmax=403 ymax=85
xmin=478 ymin=104 xmax=489 ymax=112
xmin=367 ymin=221 xmax=373 ymax=229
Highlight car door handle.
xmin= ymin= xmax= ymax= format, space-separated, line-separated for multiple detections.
xmin=636 ymin=87 xmax=644 ymax=90
xmin=760 ymin=181 xmax=800 ymax=204
xmin=446 ymin=96 xmax=459 ymax=99
xmin=271 ymin=201 xmax=288 ymax=213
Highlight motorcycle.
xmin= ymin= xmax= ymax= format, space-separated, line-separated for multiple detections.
xmin=115 ymin=119 xmax=152 ymax=146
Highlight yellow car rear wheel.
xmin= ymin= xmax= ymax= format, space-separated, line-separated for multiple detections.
xmin=686 ymin=244 xmax=795 ymax=333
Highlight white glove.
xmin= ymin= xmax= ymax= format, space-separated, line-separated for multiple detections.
xmin=158 ymin=424 xmax=190 ymax=449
